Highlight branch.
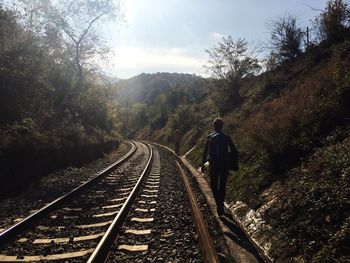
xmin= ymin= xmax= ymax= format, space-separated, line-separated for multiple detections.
xmin=303 ymin=3 xmax=323 ymax=12
xmin=49 ymin=12 xmax=78 ymax=45
xmin=78 ymin=12 xmax=105 ymax=44
xmin=61 ymin=26 xmax=78 ymax=45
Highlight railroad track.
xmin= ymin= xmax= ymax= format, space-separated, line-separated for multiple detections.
xmin=0 ymin=141 xmax=153 ymax=262
xmin=0 ymin=142 xmax=218 ymax=262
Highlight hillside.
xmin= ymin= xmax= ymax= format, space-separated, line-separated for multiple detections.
xmin=115 ymin=72 xmax=207 ymax=105
xmin=120 ymin=37 xmax=350 ymax=262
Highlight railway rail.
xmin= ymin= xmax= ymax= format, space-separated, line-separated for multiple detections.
xmin=0 ymin=142 xmax=152 ymax=261
xmin=0 ymin=142 xmax=217 ymax=263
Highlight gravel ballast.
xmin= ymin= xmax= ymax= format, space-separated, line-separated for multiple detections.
xmin=0 ymin=143 xmax=131 ymax=232
xmin=108 ymin=146 xmax=203 ymax=263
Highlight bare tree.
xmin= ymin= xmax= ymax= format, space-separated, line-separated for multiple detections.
xmin=46 ymin=0 xmax=121 ymax=90
xmin=269 ymin=14 xmax=303 ymax=62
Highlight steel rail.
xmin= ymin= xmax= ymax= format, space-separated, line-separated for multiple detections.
xmin=87 ymin=142 xmax=154 ymax=263
xmin=148 ymin=142 xmax=267 ymax=262
xmin=0 ymin=141 xmax=137 ymax=247
xmin=176 ymin=162 xmax=220 ymax=263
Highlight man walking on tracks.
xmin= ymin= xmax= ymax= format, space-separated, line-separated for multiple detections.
xmin=201 ymin=118 xmax=238 ymax=216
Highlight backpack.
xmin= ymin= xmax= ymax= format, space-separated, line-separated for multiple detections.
xmin=207 ymin=132 xmax=239 ymax=171
xmin=226 ymin=151 xmax=239 ymax=171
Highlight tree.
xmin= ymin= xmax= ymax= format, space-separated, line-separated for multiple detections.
xmin=16 ymin=0 xmax=50 ymax=44
xmin=0 ymin=6 xmax=53 ymax=124
xmin=164 ymin=85 xmax=187 ymax=111
xmin=168 ymin=104 xmax=198 ymax=131
xmin=314 ymin=0 xmax=349 ymax=41
xmin=205 ymin=36 xmax=261 ymax=107
xmin=46 ymin=0 xmax=120 ymax=90
xmin=264 ymin=51 xmax=280 ymax=71
xmin=269 ymin=14 xmax=303 ymax=62
xmin=130 ymin=103 xmax=149 ymax=131
xmin=0 ymin=8 xmax=21 ymax=54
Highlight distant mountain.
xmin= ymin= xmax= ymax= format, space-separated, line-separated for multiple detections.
xmin=115 ymin=72 xmax=207 ymax=105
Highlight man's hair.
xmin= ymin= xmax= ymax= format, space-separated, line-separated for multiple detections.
xmin=213 ymin=118 xmax=224 ymax=131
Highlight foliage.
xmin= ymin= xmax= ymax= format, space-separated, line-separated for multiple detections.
xmin=168 ymin=104 xmax=201 ymax=132
xmin=14 ymin=0 xmax=121 ymax=90
xmin=205 ymin=36 xmax=261 ymax=81
xmin=116 ymin=73 xmax=207 ymax=106
xmin=129 ymin=103 xmax=149 ymax=131
xmin=314 ymin=0 xmax=350 ymax=41
xmin=115 ymin=80 xmax=203 ymax=137
xmin=205 ymin=37 xmax=261 ymax=107
xmin=266 ymin=130 xmax=350 ymax=262
xmin=269 ymin=14 xmax=304 ymax=61
xmin=264 ymin=51 xmax=280 ymax=71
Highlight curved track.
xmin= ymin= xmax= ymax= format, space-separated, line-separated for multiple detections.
xmin=0 ymin=142 xmax=221 ymax=263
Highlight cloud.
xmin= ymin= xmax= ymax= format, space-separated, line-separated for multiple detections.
xmin=211 ymin=32 xmax=225 ymax=40
xmin=105 ymin=46 xmax=207 ymax=78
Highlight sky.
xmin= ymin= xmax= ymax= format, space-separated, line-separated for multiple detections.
xmin=101 ymin=0 xmax=329 ymax=79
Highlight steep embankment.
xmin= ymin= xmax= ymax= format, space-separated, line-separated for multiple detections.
xmin=186 ymin=40 xmax=350 ymax=262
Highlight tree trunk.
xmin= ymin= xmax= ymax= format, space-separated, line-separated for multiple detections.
xmin=229 ymin=78 xmax=242 ymax=107
xmin=75 ymin=44 xmax=83 ymax=90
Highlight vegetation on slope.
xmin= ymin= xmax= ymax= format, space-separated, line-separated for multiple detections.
xmin=114 ymin=73 xmax=208 ymax=138
xmin=116 ymin=72 xmax=207 ymax=106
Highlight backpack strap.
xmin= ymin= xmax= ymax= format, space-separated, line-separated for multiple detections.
xmin=208 ymin=132 xmax=220 ymax=140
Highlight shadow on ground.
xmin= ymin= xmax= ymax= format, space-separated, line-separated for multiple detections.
xmin=221 ymin=211 xmax=266 ymax=263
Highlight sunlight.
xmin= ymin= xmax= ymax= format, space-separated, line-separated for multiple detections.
xmin=109 ymin=46 xmax=206 ymax=78
xmin=1 ymin=1 xmax=349 ymax=261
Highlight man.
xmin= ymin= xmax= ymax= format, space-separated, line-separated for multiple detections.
xmin=201 ymin=118 xmax=238 ymax=216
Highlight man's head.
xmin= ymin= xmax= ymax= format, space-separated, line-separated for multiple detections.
xmin=213 ymin=118 xmax=224 ymax=132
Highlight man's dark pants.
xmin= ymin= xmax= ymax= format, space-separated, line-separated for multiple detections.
xmin=209 ymin=162 xmax=228 ymax=215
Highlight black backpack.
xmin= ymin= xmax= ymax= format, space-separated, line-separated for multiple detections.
xmin=207 ymin=132 xmax=239 ymax=171
xmin=226 ymin=151 xmax=239 ymax=171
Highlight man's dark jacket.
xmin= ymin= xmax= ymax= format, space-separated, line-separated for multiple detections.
xmin=202 ymin=131 xmax=238 ymax=170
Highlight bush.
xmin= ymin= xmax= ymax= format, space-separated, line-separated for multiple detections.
xmin=265 ymin=130 xmax=350 ymax=262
